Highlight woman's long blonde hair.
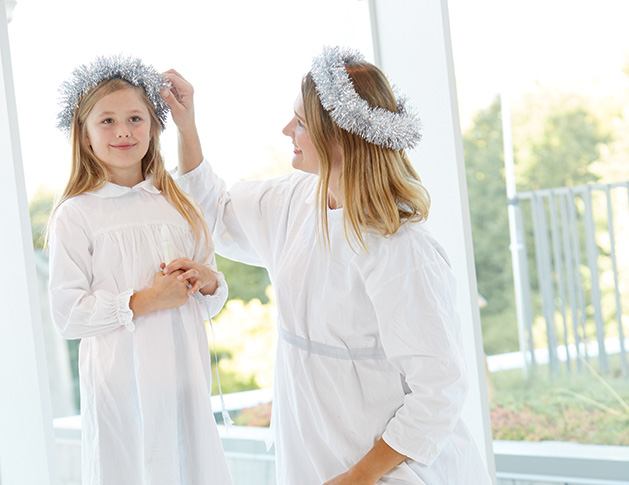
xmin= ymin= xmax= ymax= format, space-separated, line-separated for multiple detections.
xmin=302 ymin=61 xmax=430 ymax=251
xmin=48 ymin=79 xmax=208 ymax=244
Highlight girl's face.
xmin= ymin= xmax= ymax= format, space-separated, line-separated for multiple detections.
xmin=282 ymin=94 xmax=319 ymax=175
xmin=85 ymin=87 xmax=152 ymax=187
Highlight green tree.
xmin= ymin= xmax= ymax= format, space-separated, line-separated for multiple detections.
xmin=514 ymin=92 xmax=611 ymax=190
xmin=464 ymin=97 xmax=513 ymax=313
xmin=464 ymin=91 xmax=614 ymax=355
xmin=463 ymin=97 xmax=519 ymax=354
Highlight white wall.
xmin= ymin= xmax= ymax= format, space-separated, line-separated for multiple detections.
xmin=369 ymin=0 xmax=496 ymax=480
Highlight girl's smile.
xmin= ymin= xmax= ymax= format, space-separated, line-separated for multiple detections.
xmin=111 ymin=143 xmax=137 ymax=150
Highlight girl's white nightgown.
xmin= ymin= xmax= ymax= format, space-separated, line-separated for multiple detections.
xmin=178 ymin=161 xmax=492 ymax=485
xmin=48 ymin=176 xmax=232 ymax=485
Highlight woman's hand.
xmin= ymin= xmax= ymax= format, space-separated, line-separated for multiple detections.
xmin=322 ymin=439 xmax=405 ymax=485
xmin=162 ymin=258 xmax=218 ymax=296
xmin=161 ymin=69 xmax=196 ymax=131
xmin=323 ymin=469 xmax=374 ymax=485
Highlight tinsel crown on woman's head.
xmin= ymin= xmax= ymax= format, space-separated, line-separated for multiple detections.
xmin=310 ymin=46 xmax=422 ymax=151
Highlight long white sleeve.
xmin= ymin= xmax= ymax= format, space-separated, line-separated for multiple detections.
xmin=48 ymin=203 xmax=135 ymax=339
xmin=177 ymin=160 xmax=263 ymax=266
xmin=367 ymin=250 xmax=468 ymax=466
xmin=177 ymin=159 xmax=316 ymax=272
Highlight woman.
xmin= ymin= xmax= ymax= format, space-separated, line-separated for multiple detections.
xmin=162 ymin=46 xmax=492 ymax=484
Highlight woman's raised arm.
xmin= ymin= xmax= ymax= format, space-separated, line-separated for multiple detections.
xmin=161 ymin=69 xmax=204 ymax=174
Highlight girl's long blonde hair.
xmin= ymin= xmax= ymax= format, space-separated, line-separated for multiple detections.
xmin=49 ymin=79 xmax=208 ymax=244
xmin=302 ymin=61 xmax=430 ymax=252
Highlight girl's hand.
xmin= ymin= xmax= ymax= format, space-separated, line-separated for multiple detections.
xmin=162 ymin=258 xmax=218 ymax=296
xmin=150 ymin=270 xmax=190 ymax=308
xmin=129 ymin=270 xmax=189 ymax=317
xmin=161 ymin=69 xmax=196 ymax=132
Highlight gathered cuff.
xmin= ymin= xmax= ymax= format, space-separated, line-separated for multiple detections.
xmin=116 ymin=289 xmax=135 ymax=332
xmin=200 ymin=270 xmax=228 ymax=319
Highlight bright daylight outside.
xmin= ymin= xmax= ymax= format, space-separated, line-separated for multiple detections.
xmin=5 ymin=0 xmax=629 ymax=483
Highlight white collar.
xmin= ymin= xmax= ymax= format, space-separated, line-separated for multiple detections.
xmin=89 ymin=175 xmax=160 ymax=199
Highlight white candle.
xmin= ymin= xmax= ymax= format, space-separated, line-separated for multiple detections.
xmin=161 ymin=226 xmax=176 ymax=264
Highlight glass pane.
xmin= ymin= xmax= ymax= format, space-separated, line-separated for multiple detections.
xmin=449 ymin=0 xmax=629 ymax=480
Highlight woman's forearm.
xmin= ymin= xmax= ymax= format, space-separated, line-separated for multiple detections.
xmin=351 ymin=438 xmax=406 ymax=483
xmin=324 ymin=438 xmax=407 ymax=484
xmin=177 ymin=123 xmax=204 ymax=175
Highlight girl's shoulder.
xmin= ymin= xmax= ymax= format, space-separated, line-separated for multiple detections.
xmin=50 ymin=192 xmax=107 ymax=231
xmin=53 ymin=194 xmax=89 ymax=217
xmin=48 ymin=196 xmax=94 ymax=243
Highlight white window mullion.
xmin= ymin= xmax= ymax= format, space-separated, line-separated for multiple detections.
xmin=368 ymin=0 xmax=496 ymax=480
xmin=0 ymin=1 xmax=59 ymax=483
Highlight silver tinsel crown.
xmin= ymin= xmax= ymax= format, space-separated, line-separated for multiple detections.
xmin=310 ymin=46 xmax=421 ymax=151
xmin=56 ymin=55 xmax=171 ymax=134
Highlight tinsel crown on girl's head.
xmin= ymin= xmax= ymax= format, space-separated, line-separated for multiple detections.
xmin=56 ymin=55 xmax=171 ymax=134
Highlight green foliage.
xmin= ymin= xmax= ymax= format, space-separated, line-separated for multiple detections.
xmin=490 ymin=356 xmax=629 ymax=444
xmin=29 ymin=188 xmax=56 ymax=249
xmin=463 ymin=90 xmax=615 ymax=356
xmin=513 ymin=91 xmax=612 ymax=191
xmin=209 ymin=292 xmax=276 ymax=394
xmin=478 ymin=303 xmax=520 ymax=355
xmin=216 ymin=254 xmax=271 ymax=305
xmin=463 ymin=97 xmax=518 ymax=350
xmin=210 ymin=362 xmax=259 ymax=395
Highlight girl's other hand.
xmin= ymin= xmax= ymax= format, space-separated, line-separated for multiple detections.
xmin=129 ymin=269 xmax=189 ymax=317
xmin=150 ymin=270 xmax=190 ymax=309
xmin=162 ymin=258 xmax=218 ymax=296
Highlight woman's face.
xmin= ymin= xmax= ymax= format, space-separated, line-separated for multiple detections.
xmin=282 ymin=94 xmax=319 ymax=175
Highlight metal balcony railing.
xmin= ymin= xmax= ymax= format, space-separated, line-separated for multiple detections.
xmin=511 ymin=182 xmax=629 ymax=377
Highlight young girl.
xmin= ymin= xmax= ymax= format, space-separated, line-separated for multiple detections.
xmin=48 ymin=56 xmax=232 ymax=485
xmin=164 ymin=47 xmax=492 ymax=484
